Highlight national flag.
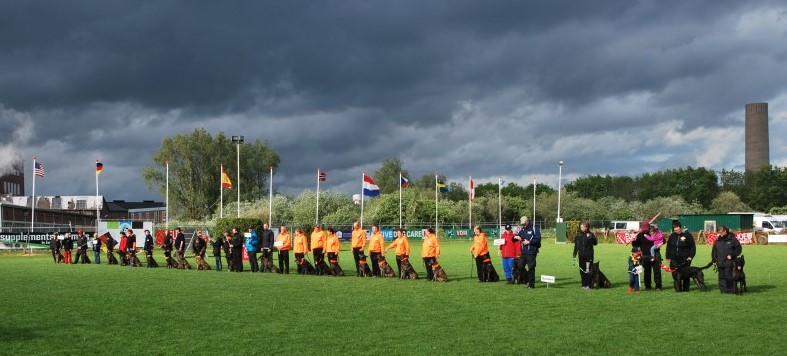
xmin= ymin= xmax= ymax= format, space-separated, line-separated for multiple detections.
xmin=221 ymin=167 xmax=233 ymax=189
xmin=400 ymin=176 xmax=409 ymax=188
xmin=318 ymin=170 xmax=327 ymax=182
xmin=469 ymin=177 xmax=475 ymax=201
xmin=363 ymin=175 xmax=380 ymax=197
xmin=34 ymin=161 xmax=45 ymax=177
xmin=96 ymin=162 xmax=104 ymax=175
xmin=436 ymin=180 xmax=448 ymax=193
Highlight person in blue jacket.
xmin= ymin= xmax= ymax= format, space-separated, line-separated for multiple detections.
xmin=245 ymin=226 xmax=260 ymax=272
xmin=513 ymin=216 xmax=541 ymax=289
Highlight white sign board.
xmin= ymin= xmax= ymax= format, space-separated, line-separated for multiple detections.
xmin=768 ymin=234 xmax=787 ymax=243
xmin=493 ymin=238 xmax=505 ymax=246
xmin=541 ymin=275 xmax=556 ymax=288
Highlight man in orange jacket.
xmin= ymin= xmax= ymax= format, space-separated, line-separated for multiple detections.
xmin=311 ymin=225 xmax=327 ymax=264
xmin=422 ymin=228 xmax=441 ymax=281
xmin=276 ymin=226 xmax=291 ymax=274
xmin=368 ymin=225 xmax=385 ymax=277
xmin=350 ymin=222 xmax=367 ymax=276
xmin=293 ymin=229 xmax=309 ymax=274
xmin=470 ymin=226 xmax=490 ymax=282
xmin=385 ymin=228 xmax=411 ymax=278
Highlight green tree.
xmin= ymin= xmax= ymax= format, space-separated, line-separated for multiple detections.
xmin=373 ymin=157 xmax=410 ymax=194
xmin=709 ymin=191 xmax=751 ymax=213
xmin=142 ymin=128 xmax=280 ymax=220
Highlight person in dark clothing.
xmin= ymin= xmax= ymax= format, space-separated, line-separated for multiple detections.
xmin=572 ymin=221 xmax=597 ymax=289
xmin=143 ymin=230 xmax=155 ymax=268
xmin=91 ymin=233 xmax=102 ymax=264
xmin=513 ymin=216 xmax=541 ymax=288
xmin=666 ymin=221 xmax=696 ymax=292
xmin=212 ymin=232 xmax=226 ymax=271
xmin=711 ymin=225 xmax=742 ymax=294
xmin=62 ymin=233 xmax=74 ymax=265
xmin=632 ymin=222 xmax=662 ymax=290
xmin=231 ymin=228 xmax=244 ymax=272
xmin=192 ymin=232 xmax=207 ymax=259
xmin=174 ymin=228 xmax=186 ymax=262
xmin=260 ymin=223 xmax=275 ymax=261
xmin=50 ymin=233 xmax=61 ymax=263
xmin=163 ymin=231 xmax=174 ymax=264
xmin=222 ymin=232 xmax=232 ymax=271
xmin=75 ymin=231 xmax=89 ymax=264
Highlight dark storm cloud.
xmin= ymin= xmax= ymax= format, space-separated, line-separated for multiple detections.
xmin=1 ymin=0 xmax=786 ymax=201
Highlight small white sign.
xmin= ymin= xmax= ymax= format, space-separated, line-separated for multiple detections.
xmin=274 ymin=241 xmax=284 ymax=247
xmin=244 ymin=233 xmax=252 ymax=238
xmin=540 ymin=275 xmax=555 ymax=284
xmin=768 ymin=234 xmax=787 ymax=243
xmin=493 ymin=238 xmax=505 ymax=246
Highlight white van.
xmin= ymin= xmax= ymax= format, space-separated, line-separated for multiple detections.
xmin=609 ymin=221 xmax=641 ymax=231
xmin=731 ymin=212 xmax=786 ymax=232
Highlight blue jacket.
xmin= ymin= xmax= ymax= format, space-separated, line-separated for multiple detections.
xmin=245 ymin=231 xmax=259 ymax=252
xmin=517 ymin=224 xmax=541 ymax=255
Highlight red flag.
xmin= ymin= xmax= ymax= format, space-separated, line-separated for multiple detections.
xmin=469 ymin=177 xmax=475 ymax=201
xmin=318 ymin=170 xmax=327 ymax=182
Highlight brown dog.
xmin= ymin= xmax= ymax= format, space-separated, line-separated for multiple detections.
xmin=357 ymin=256 xmax=372 ymax=277
xmin=195 ymin=255 xmax=212 ymax=270
xmin=400 ymin=257 xmax=418 ymax=280
xmin=378 ymin=256 xmax=396 ymax=278
xmin=260 ymin=256 xmax=279 ymax=273
xmin=328 ymin=258 xmax=344 ymax=276
xmin=432 ymin=262 xmax=448 ymax=282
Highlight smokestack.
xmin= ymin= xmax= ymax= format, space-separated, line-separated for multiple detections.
xmin=745 ymin=102 xmax=769 ymax=172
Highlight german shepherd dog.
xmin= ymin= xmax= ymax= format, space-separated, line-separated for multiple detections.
xmin=378 ymin=256 xmax=396 ymax=278
xmin=328 ymin=258 xmax=345 ymax=276
xmin=146 ymin=252 xmax=159 ymax=268
xmin=128 ymin=252 xmax=142 ymax=267
xmin=513 ymin=257 xmax=526 ymax=284
xmin=298 ymin=257 xmax=316 ymax=275
xmin=178 ymin=255 xmax=192 ymax=270
xmin=195 ymin=255 xmax=212 ymax=270
xmin=590 ymin=261 xmax=612 ymax=289
xmin=165 ymin=253 xmax=177 ymax=268
xmin=315 ymin=257 xmax=332 ymax=276
xmin=431 ymin=262 xmax=448 ymax=282
xmin=357 ymin=255 xmax=373 ymax=277
xmin=107 ymin=251 xmax=119 ymax=265
xmin=399 ymin=256 xmax=418 ymax=280
xmin=260 ymin=255 xmax=279 ymax=273
xmin=669 ymin=261 xmax=713 ymax=292
xmin=733 ymin=255 xmax=747 ymax=295
xmin=482 ymin=257 xmax=500 ymax=282
xmin=55 ymin=251 xmax=65 ymax=264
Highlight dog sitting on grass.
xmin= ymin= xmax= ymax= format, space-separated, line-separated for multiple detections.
xmin=733 ymin=255 xmax=747 ymax=295
xmin=315 ymin=258 xmax=332 ymax=276
xmin=146 ymin=253 xmax=159 ymax=268
xmin=431 ymin=262 xmax=448 ymax=282
xmin=357 ymin=256 xmax=372 ymax=277
xmin=298 ymin=257 xmax=316 ymax=275
xmin=591 ymin=261 xmax=612 ymax=289
xmin=195 ymin=255 xmax=211 ymax=270
xmin=482 ymin=257 xmax=500 ymax=282
xmin=259 ymin=255 xmax=279 ymax=273
xmin=378 ymin=256 xmax=396 ymax=278
xmin=399 ymin=256 xmax=418 ymax=280
xmin=328 ymin=258 xmax=344 ymax=276
xmin=178 ymin=255 xmax=192 ymax=270
xmin=107 ymin=251 xmax=119 ymax=265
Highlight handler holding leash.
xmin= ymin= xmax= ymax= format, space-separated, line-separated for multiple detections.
xmin=368 ymin=225 xmax=385 ymax=277
xmin=711 ymin=225 xmax=741 ymax=294
xmin=276 ymin=226 xmax=291 ymax=274
xmin=385 ymin=228 xmax=411 ymax=278
xmin=513 ymin=216 xmax=541 ymax=289
xmin=351 ymin=222 xmax=367 ymax=276
xmin=470 ymin=226 xmax=490 ymax=282
xmin=293 ymin=229 xmax=309 ymax=274
xmin=572 ymin=221 xmax=597 ymax=289
xmin=666 ymin=221 xmax=696 ymax=292
xmin=421 ymin=228 xmax=441 ymax=281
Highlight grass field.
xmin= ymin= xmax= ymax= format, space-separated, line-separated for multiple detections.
xmin=1 ymin=240 xmax=785 ymax=355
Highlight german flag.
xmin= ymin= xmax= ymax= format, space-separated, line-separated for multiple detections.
xmin=96 ymin=161 xmax=104 ymax=175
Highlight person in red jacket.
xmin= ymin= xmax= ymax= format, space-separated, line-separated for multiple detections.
xmin=500 ymin=224 xmax=519 ymax=284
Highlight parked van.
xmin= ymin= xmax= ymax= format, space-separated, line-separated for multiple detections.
xmin=608 ymin=221 xmax=641 ymax=231
xmin=730 ymin=212 xmax=785 ymax=232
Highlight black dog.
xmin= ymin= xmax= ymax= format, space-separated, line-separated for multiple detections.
xmin=315 ymin=258 xmax=332 ymax=276
xmin=357 ymin=256 xmax=372 ymax=277
xmin=328 ymin=258 xmax=344 ymax=277
xmin=671 ymin=261 xmax=713 ymax=292
xmin=513 ymin=257 xmax=527 ymax=284
xmin=378 ymin=256 xmax=396 ymax=278
xmin=260 ymin=256 xmax=279 ymax=273
xmin=591 ymin=261 xmax=611 ymax=289
xmin=298 ymin=257 xmax=316 ymax=275
xmin=107 ymin=251 xmax=119 ymax=265
xmin=733 ymin=255 xmax=747 ymax=295
xmin=400 ymin=257 xmax=418 ymax=280
xmin=146 ymin=253 xmax=159 ymax=268
xmin=482 ymin=257 xmax=500 ymax=282
xmin=165 ymin=256 xmax=177 ymax=268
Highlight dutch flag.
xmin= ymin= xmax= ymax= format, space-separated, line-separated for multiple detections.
xmin=363 ymin=175 xmax=380 ymax=197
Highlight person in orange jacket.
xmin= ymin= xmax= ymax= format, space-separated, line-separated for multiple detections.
xmin=276 ymin=226 xmax=292 ymax=274
xmin=325 ymin=228 xmax=340 ymax=263
xmin=310 ymin=225 xmax=327 ymax=264
xmin=350 ymin=222 xmax=367 ymax=276
xmin=368 ymin=225 xmax=385 ymax=277
xmin=293 ymin=229 xmax=309 ymax=274
xmin=422 ymin=228 xmax=441 ymax=281
xmin=470 ymin=226 xmax=491 ymax=282
xmin=385 ymin=228 xmax=411 ymax=278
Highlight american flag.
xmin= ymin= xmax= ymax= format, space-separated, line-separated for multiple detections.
xmin=34 ymin=161 xmax=45 ymax=177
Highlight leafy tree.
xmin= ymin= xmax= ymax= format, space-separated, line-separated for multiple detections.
xmin=373 ymin=157 xmax=410 ymax=194
xmin=709 ymin=191 xmax=751 ymax=213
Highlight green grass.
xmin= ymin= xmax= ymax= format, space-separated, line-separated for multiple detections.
xmin=1 ymin=241 xmax=785 ymax=355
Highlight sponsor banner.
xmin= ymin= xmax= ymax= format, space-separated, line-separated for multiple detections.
xmin=0 ymin=232 xmax=93 ymax=246
xmin=445 ymin=228 xmax=499 ymax=239
xmin=706 ymin=232 xmax=754 ymax=245
xmin=359 ymin=229 xmax=428 ymax=241
xmin=615 ymin=231 xmax=638 ymax=244
xmin=768 ymin=235 xmax=787 ymax=243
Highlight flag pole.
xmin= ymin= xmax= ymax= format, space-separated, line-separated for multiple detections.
xmin=434 ymin=174 xmax=438 ymax=233
xmin=268 ymin=166 xmax=273 ymax=227
xmin=533 ymin=177 xmax=537 ymax=223
xmin=30 ymin=157 xmax=36 ymax=252
xmin=360 ymin=172 xmax=365 ymax=228
xmin=220 ymin=164 xmax=224 ymax=218
xmin=236 ymin=143 xmax=241 ymax=218
xmin=166 ymin=161 xmax=169 ymax=232
xmin=498 ymin=177 xmax=502 ymax=235
xmin=316 ymin=169 xmax=321 ymax=225
xmin=468 ymin=175 xmax=472 ymax=230
xmin=399 ymin=172 xmax=402 ymax=229
xmin=95 ymin=160 xmax=100 ymax=241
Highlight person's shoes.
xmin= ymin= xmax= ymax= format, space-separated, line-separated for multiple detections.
xmin=627 ymin=287 xmax=634 ymax=293
xmin=527 ymin=286 xmax=534 ymax=289
xmin=655 ymin=288 xmax=662 ymax=291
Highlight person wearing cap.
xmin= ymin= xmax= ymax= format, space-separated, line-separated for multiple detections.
xmin=385 ymin=228 xmax=410 ymax=278
xmin=421 ymin=228 xmax=441 ymax=281
xmin=245 ymin=227 xmax=260 ymax=272
xmin=500 ymin=224 xmax=519 ymax=284
xmin=631 ymin=213 xmax=663 ymax=291
xmin=91 ymin=231 xmax=102 ymax=264
xmin=470 ymin=226 xmax=490 ymax=282
xmin=513 ymin=216 xmax=541 ymax=288
xmin=350 ymin=222 xmax=367 ymax=276
xmin=212 ymin=231 xmax=226 ymax=271
xmin=62 ymin=232 xmax=74 ymax=265
xmin=230 ymin=228 xmax=244 ymax=272
xmin=368 ymin=225 xmax=385 ymax=277
xmin=276 ymin=226 xmax=291 ymax=274
xmin=572 ymin=221 xmax=597 ymax=289
xmin=666 ymin=221 xmax=696 ymax=292
xmin=310 ymin=225 xmax=327 ymax=265
xmin=293 ymin=228 xmax=309 ymax=274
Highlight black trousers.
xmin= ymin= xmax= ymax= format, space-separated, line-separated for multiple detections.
xmin=395 ymin=255 xmax=405 ymax=278
xmin=475 ymin=255 xmax=487 ymax=282
xmin=522 ymin=254 xmax=537 ymax=287
xmin=232 ymin=247 xmax=243 ymax=272
xmin=248 ymin=251 xmax=259 ymax=272
xmin=671 ymin=258 xmax=692 ymax=292
xmin=370 ymin=252 xmax=382 ymax=277
xmin=294 ymin=253 xmax=305 ymax=274
xmin=278 ymin=251 xmax=289 ymax=274
xmin=641 ymin=254 xmax=662 ymax=289
xmin=718 ymin=266 xmax=733 ymax=293
xmin=579 ymin=257 xmax=592 ymax=288
xmin=313 ymin=248 xmax=324 ymax=263
xmin=214 ymin=254 xmax=223 ymax=271
xmin=352 ymin=248 xmax=363 ymax=275
xmin=423 ymin=257 xmax=436 ymax=281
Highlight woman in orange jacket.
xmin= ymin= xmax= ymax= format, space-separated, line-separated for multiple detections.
xmin=470 ymin=226 xmax=490 ymax=282
xmin=276 ymin=226 xmax=292 ymax=274
xmin=385 ymin=228 xmax=410 ymax=278
xmin=422 ymin=228 xmax=440 ymax=281
xmin=325 ymin=228 xmax=340 ymax=262
xmin=293 ymin=229 xmax=309 ymax=274
xmin=368 ymin=225 xmax=385 ymax=277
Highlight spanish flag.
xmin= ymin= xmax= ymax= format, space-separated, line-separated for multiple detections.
xmin=221 ymin=167 xmax=233 ymax=189
xmin=96 ymin=161 xmax=103 ymax=175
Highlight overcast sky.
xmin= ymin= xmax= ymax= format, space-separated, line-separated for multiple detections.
xmin=2 ymin=0 xmax=787 ymax=202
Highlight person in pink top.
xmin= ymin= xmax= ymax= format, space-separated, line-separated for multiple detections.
xmin=645 ymin=225 xmax=664 ymax=262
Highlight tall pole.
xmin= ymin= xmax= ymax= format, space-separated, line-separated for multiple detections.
xmin=31 ymin=157 xmax=36 ymax=234
xmin=468 ymin=175 xmax=472 ymax=230
xmin=316 ymin=169 xmax=321 ymax=225
xmin=498 ymin=177 xmax=502 ymax=233
xmin=220 ymin=163 xmax=224 ymax=218
xmin=533 ymin=178 xmax=537 ymax=224
xmin=95 ymin=160 xmax=100 ymax=236
xmin=360 ymin=172 xmax=365 ymax=228
xmin=268 ymin=166 xmax=273 ymax=227
xmin=434 ymin=174 xmax=438 ymax=232
xmin=557 ymin=161 xmax=564 ymax=223
xmin=399 ymin=172 xmax=402 ymax=229
xmin=236 ymin=141 xmax=240 ymax=218
xmin=166 ymin=161 xmax=169 ymax=232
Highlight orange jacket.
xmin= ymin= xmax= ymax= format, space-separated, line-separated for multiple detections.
xmin=351 ymin=228 xmax=367 ymax=250
xmin=422 ymin=233 xmax=440 ymax=258
xmin=470 ymin=232 xmax=489 ymax=257
xmin=386 ymin=236 xmax=410 ymax=256
xmin=310 ymin=230 xmax=326 ymax=251
xmin=293 ymin=232 xmax=309 ymax=254
xmin=277 ymin=232 xmax=291 ymax=251
xmin=325 ymin=233 xmax=340 ymax=254
xmin=368 ymin=232 xmax=385 ymax=253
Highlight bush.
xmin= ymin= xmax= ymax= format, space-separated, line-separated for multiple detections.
xmin=212 ymin=217 xmax=264 ymax=240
